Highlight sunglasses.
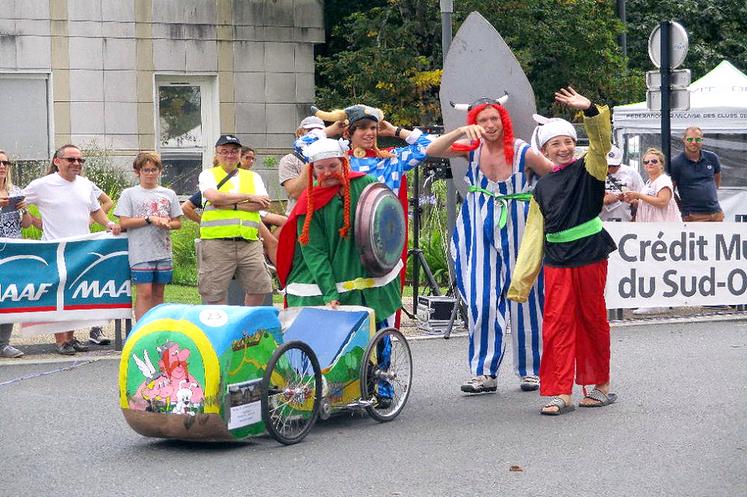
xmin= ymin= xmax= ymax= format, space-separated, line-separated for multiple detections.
xmin=0 ymin=160 xmax=11 ymax=166
xmin=643 ymin=159 xmax=660 ymax=165
xmin=61 ymin=157 xmax=86 ymax=164
xmin=685 ymin=137 xmax=703 ymax=143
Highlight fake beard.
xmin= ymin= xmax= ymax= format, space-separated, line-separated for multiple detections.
xmin=317 ymin=171 xmax=345 ymax=186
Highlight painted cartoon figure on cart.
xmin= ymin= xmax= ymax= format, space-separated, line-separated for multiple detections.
xmin=129 ymin=341 xmax=205 ymax=414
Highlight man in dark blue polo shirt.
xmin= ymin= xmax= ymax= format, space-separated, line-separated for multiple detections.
xmin=670 ymin=126 xmax=724 ymax=222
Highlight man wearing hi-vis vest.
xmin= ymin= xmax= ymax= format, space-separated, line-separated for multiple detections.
xmin=197 ymin=135 xmax=272 ymax=305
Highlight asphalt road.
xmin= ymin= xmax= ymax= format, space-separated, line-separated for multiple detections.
xmin=1 ymin=319 xmax=745 ymax=497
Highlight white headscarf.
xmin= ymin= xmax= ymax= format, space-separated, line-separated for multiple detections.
xmin=531 ymin=116 xmax=577 ymax=151
xmin=303 ymin=138 xmax=350 ymax=163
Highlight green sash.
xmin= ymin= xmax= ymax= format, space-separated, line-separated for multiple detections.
xmin=467 ymin=186 xmax=533 ymax=230
xmin=545 ymin=216 xmax=603 ymax=243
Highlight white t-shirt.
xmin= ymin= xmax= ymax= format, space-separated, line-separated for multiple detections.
xmin=636 ymin=174 xmax=682 ymax=223
xmin=601 ymin=164 xmax=644 ymax=222
xmin=23 ymin=173 xmax=101 ymax=240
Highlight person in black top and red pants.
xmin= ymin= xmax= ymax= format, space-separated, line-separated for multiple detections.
xmin=509 ymin=87 xmax=618 ymax=415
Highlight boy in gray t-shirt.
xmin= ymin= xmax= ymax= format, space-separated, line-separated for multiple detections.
xmin=114 ymin=152 xmax=182 ymax=320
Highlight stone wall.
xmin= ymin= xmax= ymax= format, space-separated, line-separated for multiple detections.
xmin=0 ymin=0 xmax=323 ymax=191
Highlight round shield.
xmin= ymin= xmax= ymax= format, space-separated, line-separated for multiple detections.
xmin=355 ymin=183 xmax=406 ymax=277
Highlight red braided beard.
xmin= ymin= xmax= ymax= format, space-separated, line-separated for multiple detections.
xmin=299 ymin=158 xmax=352 ymax=245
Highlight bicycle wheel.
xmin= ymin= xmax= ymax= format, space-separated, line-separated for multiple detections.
xmin=360 ymin=327 xmax=413 ymax=422
xmin=261 ymin=340 xmax=322 ymax=445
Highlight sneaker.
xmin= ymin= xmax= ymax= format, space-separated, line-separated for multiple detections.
xmin=55 ymin=342 xmax=76 ymax=356
xmin=520 ymin=375 xmax=540 ymax=392
xmin=70 ymin=338 xmax=89 ymax=352
xmin=89 ymin=326 xmax=111 ymax=345
xmin=461 ymin=375 xmax=497 ymax=394
xmin=0 ymin=345 xmax=24 ymax=358
xmin=632 ymin=307 xmax=667 ymax=315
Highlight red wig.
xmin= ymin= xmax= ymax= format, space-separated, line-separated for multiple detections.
xmin=451 ymin=103 xmax=514 ymax=165
xmin=299 ymin=156 xmax=353 ymax=245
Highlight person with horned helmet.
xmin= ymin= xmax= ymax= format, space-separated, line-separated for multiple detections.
xmin=426 ymin=95 xmax=553 ymax=395
xmin=508 ymin=87 xmax=618 ymax=415
xmin=306 ymin=104 xmax=433 ymax=326
xmin=311 ymin=105 xmax=432 ymax=198
xmin=276 ymin=138 xmax=401 ymax=407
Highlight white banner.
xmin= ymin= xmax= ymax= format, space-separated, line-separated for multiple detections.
xmin=604 ymin=222 xmax=747 ymax=308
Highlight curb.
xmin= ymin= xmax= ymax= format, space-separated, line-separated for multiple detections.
xmin=2 ymin=312 xmax=745 ymax=367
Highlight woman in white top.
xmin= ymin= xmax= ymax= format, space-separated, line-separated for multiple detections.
xmin=623 ymin=147 xmax=681 ymax=223
xmin=623 ymin=147 xmax=680 ymax=315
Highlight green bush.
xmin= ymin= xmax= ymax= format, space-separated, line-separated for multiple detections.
xmin=171 ymin=219 xmax=199 ymax=285
xmin=405 ymin=172 xmax=450 ymax=288
xmin=80 ymin=143 xmax=133 ymax=200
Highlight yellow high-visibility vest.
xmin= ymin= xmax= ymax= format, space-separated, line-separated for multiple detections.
xmin=199 ymin=166 xmax=261 ymax=240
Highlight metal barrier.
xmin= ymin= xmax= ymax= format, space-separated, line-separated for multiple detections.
xmin=114 ymin=319 xmax=132 ymax=351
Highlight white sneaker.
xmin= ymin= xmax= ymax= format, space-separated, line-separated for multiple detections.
xmin=632 ymin=307 xmax=667 ymax=315
xmin=0 ymin=345 xmax=24 ymax=358
xmin=461 ymin=375 xmax=497 ymax=394
xmin=520 ymin=375 xmax=539 ymax=391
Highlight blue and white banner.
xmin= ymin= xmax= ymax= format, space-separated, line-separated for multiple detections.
xmin=604 ymin=222 xmax=747 ymax=308
xmin=0 ymin=233 xmax=132 ymax=327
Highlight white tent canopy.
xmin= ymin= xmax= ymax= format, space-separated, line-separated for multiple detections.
xmin=612 ymin=61 xmax=747 ymax=196
xmin=613 ymin=60 xmax=747 ymax=133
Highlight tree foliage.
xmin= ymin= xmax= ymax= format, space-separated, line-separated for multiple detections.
xmin=316 ymin=0 xmax=746 ymax=125
xmin=316 ymin=0 xmax=444 ymax=126
xmin=625 ymin=0 xmax=747 ymax=80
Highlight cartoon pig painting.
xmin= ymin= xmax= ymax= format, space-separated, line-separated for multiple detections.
xmin=129 ymin=342 xmax=204 ymax=413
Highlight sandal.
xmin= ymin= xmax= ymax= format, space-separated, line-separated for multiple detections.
xmin=540 ymin=396 xmax=575 ymax=416
xmin=579 ymin=388 xmax=618 ymax=408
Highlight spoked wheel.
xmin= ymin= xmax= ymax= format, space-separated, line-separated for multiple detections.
xmin=360 ymin=327 xmax=412 ymax=422
xmin=261 ymin=341 xmax=322 ymax=445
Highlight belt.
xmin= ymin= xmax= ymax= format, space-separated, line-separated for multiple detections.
xmin=546 ymin=217 xmax=603 ymax=243
xmin=215 ymin=237 xmax=250 ymax=242
xmin=285 ymin=260 xmax=404 ymax=297
xmin=467 ymin=186 xmax=533 ymax=229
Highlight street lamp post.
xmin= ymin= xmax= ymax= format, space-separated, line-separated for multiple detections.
xmin=440 ymin=0 xmax=455 ymax=284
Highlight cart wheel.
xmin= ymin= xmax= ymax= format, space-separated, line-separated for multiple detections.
xmin=261 ymin=341 xmax=322 ymax=445
xmin=360 ymin=327 xmax=412 ymax=422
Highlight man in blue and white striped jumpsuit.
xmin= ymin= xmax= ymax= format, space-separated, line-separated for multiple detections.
xmin=427 ymin=99 xmax=551 ymax=393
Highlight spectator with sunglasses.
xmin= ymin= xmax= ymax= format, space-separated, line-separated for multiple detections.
xmin=0 ymin=149 xmax=32 ymax=358
xmin=623 ymin=147 xmax=681 ymax=316
xmin=22 ymin=144 xmax=121 ymax=355
xmin=670 ymin=127 xmax=723 ymax=222
xmin=31 ymin=156 xmax=116 ymax=346
xmin=623 ymin=148 xmax=681 ymax=223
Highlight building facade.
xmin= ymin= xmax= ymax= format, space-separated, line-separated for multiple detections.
xmin=0 ymin=0 xmax=324 ymax=195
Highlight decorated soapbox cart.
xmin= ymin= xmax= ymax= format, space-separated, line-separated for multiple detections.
xmin=119 ymin=303 xmax=412 ymax=445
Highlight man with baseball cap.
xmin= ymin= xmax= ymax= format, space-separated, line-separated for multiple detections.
xmin=197 ymin=134 xmax=272 ymax=305
xmin=600 ymin=144 xmax=644 ymax=222
xmin=278 ymin=116 xmax=329 ymax=214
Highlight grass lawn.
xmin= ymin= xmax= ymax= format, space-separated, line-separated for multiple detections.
xmin=164 ymin=284 xmax=202 ymax=305
xmin=162 ymin=284 xmax=449 ymax=306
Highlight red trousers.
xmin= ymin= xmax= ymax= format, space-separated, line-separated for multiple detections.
xmin=539 ymin=259 xmax=610 ymax=396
